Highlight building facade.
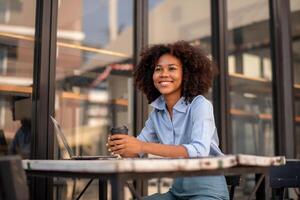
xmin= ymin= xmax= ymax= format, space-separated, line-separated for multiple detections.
xmin=0 ymin=0 xmax=299 ymax=199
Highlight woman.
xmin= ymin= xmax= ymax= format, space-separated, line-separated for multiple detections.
xmin=107 ymin=41 xmax=229 ymax=199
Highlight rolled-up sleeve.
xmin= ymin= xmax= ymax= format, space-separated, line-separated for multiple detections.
xmin=182 ymin=100 xmax=216 ymax=157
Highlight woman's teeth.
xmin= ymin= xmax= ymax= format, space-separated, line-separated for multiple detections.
xmin=160 ymin=81 xmax=171 ymax=86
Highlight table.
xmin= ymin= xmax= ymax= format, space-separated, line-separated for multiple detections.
xmin=23 ymin=157 xmax=272 ymax=200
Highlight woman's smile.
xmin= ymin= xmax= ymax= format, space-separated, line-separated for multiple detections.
xmin=158 ymin=80 xmax=173 ymax=87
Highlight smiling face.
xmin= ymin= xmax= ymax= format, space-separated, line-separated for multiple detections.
xmin=153 ymin=54 xmax=183 ymax=100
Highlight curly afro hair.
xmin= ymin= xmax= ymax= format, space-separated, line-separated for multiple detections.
xmin=134 ymin=40 xmax=215 ymax=103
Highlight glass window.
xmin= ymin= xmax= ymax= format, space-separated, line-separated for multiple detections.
xmin=290 ymin=0 xmax=300 ymax=158
xmin=0 ymin=0 xmax=35 ymax=159
xmin=227 ymin=0 xmax=274 ymax=156
xmin=149 ymin=0 xmax=211 ymax=53
xmin=148 ymin=0 xmax=211 ymax=195
xmin=227 ymin=1 xmax=274 ymax=198
xmin=54 ymin=0 xmax=133 ymax=199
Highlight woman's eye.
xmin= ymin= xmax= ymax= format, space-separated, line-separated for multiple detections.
xmin=154 ymin=67 xmax=161 ymax=71
xmin=169 ymin=66 xmax=177 ymax=71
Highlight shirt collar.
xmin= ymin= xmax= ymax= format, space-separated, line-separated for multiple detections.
xmin=151 ymin=96 xmax=166 ymax=111
xmin=173 ymin=97 xmax=188 ymax=113
xmin=151 ymin=96 xmax=188 ymax=113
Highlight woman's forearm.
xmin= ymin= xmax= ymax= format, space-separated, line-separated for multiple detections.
xmin=140 ymin=141 xmax=189 ymax=158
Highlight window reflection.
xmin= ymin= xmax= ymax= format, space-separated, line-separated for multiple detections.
xmin=55 ymin=0 xmax=133 ymax=158
xmin=290 ymin=0 xmax=300 ymax=158
xmin=55 ymin=0 xmax=133 ymax=199
xmin=227 ymin=1 xmax=274 ymax=198
xmin=149 ymin=0 xmax=211 ymax=54
xmin=227 ymin=0 xmax=274 ymax=156
xmin=0 ymin=0 xmax=35 ymax=159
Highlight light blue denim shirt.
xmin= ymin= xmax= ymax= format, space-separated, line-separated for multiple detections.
xmin=137 ymin=95 xmax=229 ymax=199
xmin=137 ymin=95 xmax=223 ymax=157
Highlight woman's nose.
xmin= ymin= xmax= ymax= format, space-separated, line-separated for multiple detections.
xmin=159 ymin=69 xmax=169 ymax=77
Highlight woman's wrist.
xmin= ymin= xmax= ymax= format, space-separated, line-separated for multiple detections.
xmin=139 ymin=140 xmax=145 ymax=154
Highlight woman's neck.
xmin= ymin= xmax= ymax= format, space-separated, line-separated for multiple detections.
xmin=164 ymin=94 xmax=181 ymax=118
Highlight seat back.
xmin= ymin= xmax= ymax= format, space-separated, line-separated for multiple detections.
xmin=270 ymin=159 xmax=300 ymax=199
xmin=0 ymin=156 xmax=29 ymax=200
xmin=270 ymin=159 xmax=300 ymax=188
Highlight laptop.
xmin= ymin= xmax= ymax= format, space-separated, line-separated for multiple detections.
xmin=50 ymin=116 xmax=117 ymax=160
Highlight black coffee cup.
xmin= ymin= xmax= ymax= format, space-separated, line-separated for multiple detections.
xmin=110 ymin=125 xmax=128 ymax=135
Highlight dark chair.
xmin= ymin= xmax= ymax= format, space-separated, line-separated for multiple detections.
xmin=0 ymin=155 xmax=29 ymax=200
xmin=270 ymin=159 xmax=300 ymax=199
xmin=226 ymin=175 xmax=241 ymax=200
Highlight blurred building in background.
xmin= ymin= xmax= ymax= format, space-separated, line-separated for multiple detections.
xmin=0 ymin=0 xmax=299 ymax=199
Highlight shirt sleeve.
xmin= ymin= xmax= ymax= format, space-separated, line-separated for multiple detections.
xmin=136 ymin=113 xmax=159 ymax=157
xmin=137 ymin=115 xmax=159 ymax=143
xmin=182 ymin=98 xmax=216 ymax=157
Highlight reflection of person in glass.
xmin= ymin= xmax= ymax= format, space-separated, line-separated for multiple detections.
xmin=9 ymin=97 xmax=31 ymax=159
xmin=107 ymin=41 xmax=229 ymax=199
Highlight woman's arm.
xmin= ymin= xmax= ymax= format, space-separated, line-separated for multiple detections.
xmin=108 ymin=134 xmax=188 ymax=158
xmin=141 ymin=141 xmax=189 ymax=158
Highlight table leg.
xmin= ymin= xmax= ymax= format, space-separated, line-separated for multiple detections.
xmin=249 ymin=174 xmax=265 ymax=200
xmin=99 ymin=179 xmax=107 ymax=200
xmin=256 ymin=172 xmax=271 ymax=200
xmin=264 ymin=173 xmax=271 ymax=199
xmin=249 ymin=172 xmax=271 ymax=200
xmin=111 ymin=175 xmax=125 ymax=200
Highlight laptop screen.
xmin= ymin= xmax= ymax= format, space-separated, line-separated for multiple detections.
xmin=50 ymin=116 xmax=75 ymax=158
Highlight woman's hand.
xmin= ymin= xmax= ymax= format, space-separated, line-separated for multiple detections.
xmin=107 ymin=135 xmax=143 ymax=158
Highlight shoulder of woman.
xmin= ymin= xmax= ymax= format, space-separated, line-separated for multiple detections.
xmin=190 ymin=95 xmax=213 ymax=110
xmin=148 ymin=108 xmax=160 ymax=120
xmin=189 ymin=95 xmax=214 ymax=120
